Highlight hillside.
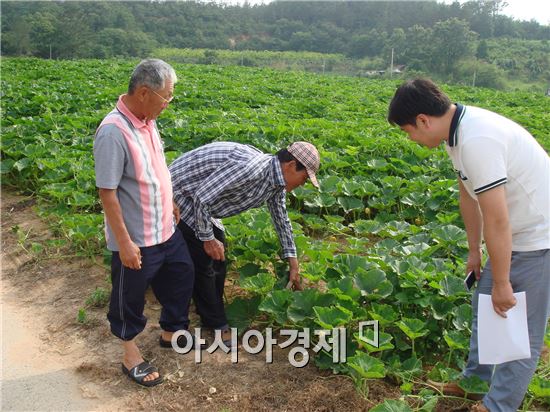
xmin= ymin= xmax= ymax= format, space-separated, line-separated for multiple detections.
xmin=1 ymin=1 xmax=549 ymax=90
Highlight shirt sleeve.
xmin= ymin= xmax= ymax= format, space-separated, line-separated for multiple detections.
xmin=93 ymin=124 xmax=126 ymax=189
xmin=460 ymin=137 xmax=507 ymax=195
xmin=266 ymin=190 xmax=297 ymax=258
xmin=193 ymin=159 xmax=258 ymax=241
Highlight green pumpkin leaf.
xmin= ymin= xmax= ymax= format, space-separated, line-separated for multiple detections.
xmin=259 ymin=289 xmax=292 ymax=324
xmin=237 ymin=263 xmax=262 ymax=279
xmin=347 ymin=352 xmax=386 ymax=379
xmin=528 ymin=376 xmax=550 ymax=397
xmin=337 ymin=196 xmax=364 ymax=213
xmin=240 ymin=273 xmax=276 ymax=295
xmin=369 ymin=399 xmax=412 ymax=412
xmin=355 ymin=330 xmax=394 ymax=353
xmin=458 ymin=375 xmax=490 ymax=395
xmin=443 ymin=330 xmax=469 ymax=350
xmin=354 ymin=268 xmax=393 ymax=298
xmin=368 ymin=303 xmax=399 ymax=326
xmin=440 ymin=275 xmax=466 ymax=297
xmin=313 ymin=305 xmax=353 ymax=329
xmin=328 ymin=277 xmax=361 ymax=301
xmin=397 ymin=318 xmax=428 ymax=340
xmin=287 ymin=289 xmax=335 ymax=323
xmin=431 ymin=296 xmax=454 ymax=320
xmin=452 ymin=303 xmax=472 ymax=330
xmin=225 ymin=296 xmax=261 ymax=334
xmin=432 ymin=224 xmax=466 ymax=243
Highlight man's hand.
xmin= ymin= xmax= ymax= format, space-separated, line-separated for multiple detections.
xmin=466 ymin=248 xmax=483 ymax=280
xmin=119 ymin=240 xmax=142 ymax=270
xmin=492 ymin=281 xmax=516 ymax=318
xmin=98 ymin=188 xmax=141 ymax=269
xmin=286 ymin=257 xmax=302 ymax=291
xmin=204 ymin=239 xmax=225 ymax=261
xmin=173 ymin=201 xmax=181 ymax=224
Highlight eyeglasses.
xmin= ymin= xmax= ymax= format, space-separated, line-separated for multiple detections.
xmin=149 ymin=88 xmax=174 ymax=105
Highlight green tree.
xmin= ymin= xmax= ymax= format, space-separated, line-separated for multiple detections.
xmin=289 ymin=31 xmax=315 ymax=51
xmin=28 ymin=11 xmax=57 ymax=58
xmin=431 ymin=18 xmax=477 ymax=75
xmin=383 ymin=28 xmax=406 ymax=65
xmin=526 ymin=53 xmax=549 ymax=80
xmin=457 ymin=59 xmax=506 ymax=89
xmin=402 ymin=25 xmax=434 ymax=71
xmin=272 ymin=18 xmax=303 ymax=40
xmin=1 ymin=18 xmax=32 ymax=55
xmin=348 ymin=29 xmax=387 ymax=59
xmin=94 ymin=28 xmax=156 ymax=58
xmin=476 ymin=39 xmax=489 ymax=60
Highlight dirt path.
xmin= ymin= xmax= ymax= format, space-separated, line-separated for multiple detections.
xmin=1 ymin=193 xmax=121 ymax=411
xmin=0 ymin=191 xmax=408 ymax=412
xmin=1 ymin=289 xmax=104 ymax=411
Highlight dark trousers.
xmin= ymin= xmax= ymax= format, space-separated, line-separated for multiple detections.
xmin=177 ymin=221 xmax=228 ymax=329
xmin=108 ymin=229 xmax=195 ymax=341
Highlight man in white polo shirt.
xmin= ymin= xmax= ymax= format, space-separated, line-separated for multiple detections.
xmin=388 ymin=78 xmax=550 ymax=412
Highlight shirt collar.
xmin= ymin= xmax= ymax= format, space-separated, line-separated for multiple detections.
xmin=270 ymin=156 xmax=286 ymax=188
xmin=447 ymin=103 xmax=465 ymax=147
xmin=116 ymin=94 xmax=148 ymax=129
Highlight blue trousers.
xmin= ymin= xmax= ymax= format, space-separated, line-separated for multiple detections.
xmin=464 ymin=249 xmax=550 ymax=412
xmin=107 ymin=229 xmax=195 ymax=341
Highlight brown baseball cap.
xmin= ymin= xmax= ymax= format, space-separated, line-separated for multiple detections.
xmin=287 ymin=141 xmax=320 ymax=188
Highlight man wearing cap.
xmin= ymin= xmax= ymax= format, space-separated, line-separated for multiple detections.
xmin=169 ymin=141 xmax=320 ymax=345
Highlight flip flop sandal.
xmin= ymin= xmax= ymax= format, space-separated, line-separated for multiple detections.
xmin=159 ymin=333 xmax=206 ymax=350
xmin=121 ymin=361 xmax=163 ymax=387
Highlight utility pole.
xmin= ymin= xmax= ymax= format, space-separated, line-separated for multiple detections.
xmin=472 ymin=70 xmax=477 ymax=87
xmin=49 ymin=44 xmax=52 ymax=59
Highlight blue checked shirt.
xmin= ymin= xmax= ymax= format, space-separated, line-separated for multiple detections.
xmin=169 ymin=142 xmax=297 ymax=258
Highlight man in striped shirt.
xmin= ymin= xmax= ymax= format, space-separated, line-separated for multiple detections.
xmin=169 ymin=141 xmax=320 ymax=345
xmin=94 ymin=59 xmax=194 ymax=387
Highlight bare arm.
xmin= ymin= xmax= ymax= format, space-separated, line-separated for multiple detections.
xmin=459 ymin=180 xmax=483 ymax=278
xmin=476 ymin=185 xmax=515 ymax=317
xmin=98 ymin=188 xmax=142 ymax=270
xmin=173 ymin=200 xmax=181 ymax=225
xmin=286 ymin=256 xmax=302 ymax=291
xmin=267 ymin=192 xmax=301 ymax=290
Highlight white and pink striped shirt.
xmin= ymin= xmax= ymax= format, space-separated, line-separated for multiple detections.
xmin=94 ymin=95 xmax=174 ymax=250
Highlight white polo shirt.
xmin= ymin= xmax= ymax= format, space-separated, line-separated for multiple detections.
xmin=445 ymin=104 xmax=550 ymax=251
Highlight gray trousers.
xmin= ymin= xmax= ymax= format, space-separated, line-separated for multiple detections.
xmin=463 ymin=249 xmax=550 ymax=412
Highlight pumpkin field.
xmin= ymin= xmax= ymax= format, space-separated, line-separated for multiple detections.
xmin=2 ymin=57 xmax=549 ymax=411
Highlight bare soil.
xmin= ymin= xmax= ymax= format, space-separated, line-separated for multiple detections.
xmin=1 ymin=191 xmax=478 ymax=411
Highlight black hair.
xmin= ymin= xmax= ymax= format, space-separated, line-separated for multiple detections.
xmin=387 ymin=78 xmax=452 ymax=126
xmin=276 ymin=149 xmax=306 ymax=171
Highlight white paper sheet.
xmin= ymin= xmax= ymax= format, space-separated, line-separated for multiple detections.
xmin=478 ymin=291 xmax=531 ymax=365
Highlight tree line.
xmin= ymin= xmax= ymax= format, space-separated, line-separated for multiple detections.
xmin=2 ymin=1 xmax=549 ymax=89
